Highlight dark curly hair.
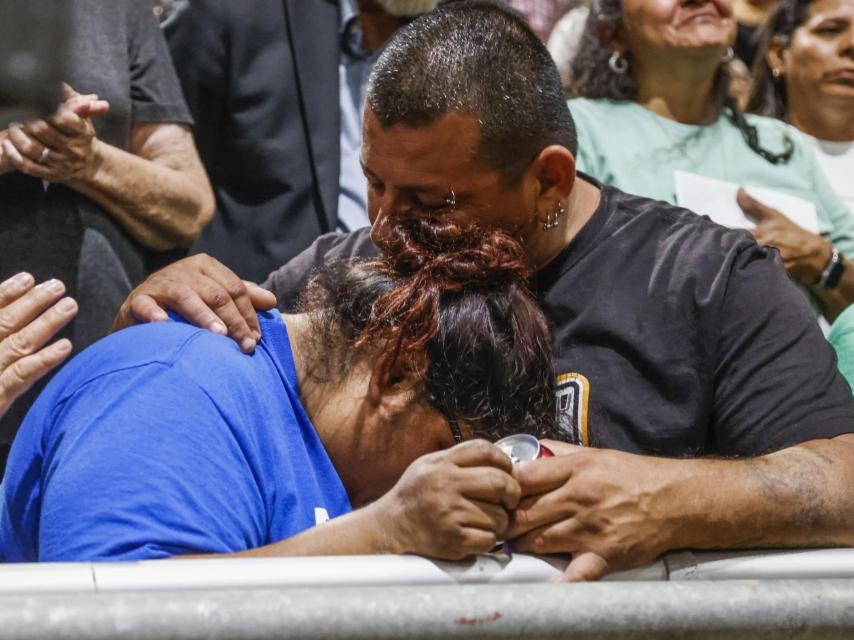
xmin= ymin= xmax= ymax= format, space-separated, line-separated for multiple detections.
xmin=367 ymin=0 xmax=577 ymax=184
xmin=570 ymin=0 xmax=794 ymax=165
xmin=299 ymin=214 xmax=559 ymax=441
xmin=747 ymin=0 xmax=813 ymax=119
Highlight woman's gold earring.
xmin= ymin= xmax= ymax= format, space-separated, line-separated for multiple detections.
xmin=772 ymin=68 xmax=782 ymax=79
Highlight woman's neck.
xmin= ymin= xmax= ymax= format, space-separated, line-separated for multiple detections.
xmin=282 ymin=313 xmax=333 ymax=432
xmin=788 ymin=96 xmax=854 ymax=143
xmin=633 ymin=55 xmax=723 ymax=125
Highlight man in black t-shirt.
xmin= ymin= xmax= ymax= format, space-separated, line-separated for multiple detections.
xmin=114 ymin=2 xmax=854 ymax=581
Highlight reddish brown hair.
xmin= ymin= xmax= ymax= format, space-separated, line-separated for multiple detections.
xmin=301 ymin=214 xmax=558 ymax=439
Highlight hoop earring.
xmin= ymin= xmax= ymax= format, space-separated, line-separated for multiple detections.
xmin=608 ymin=52 xmax=629 ymax=75
xmin=721 ymin=46 xmax=735 ymax=63
xmin=542 ymin=201 xmax=565 ymax=231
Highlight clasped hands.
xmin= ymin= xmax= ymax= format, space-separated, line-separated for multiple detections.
xmin=0 ymin=83 xmax=109 ymax=183
xmin=375 ymin=438 xmax=672 ymax=582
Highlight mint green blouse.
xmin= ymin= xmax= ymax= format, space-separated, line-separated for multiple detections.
xmin=829 ymin=305 xmax=854 ymax=394
xmin=570 ymin=97 xmax=854 ymax=258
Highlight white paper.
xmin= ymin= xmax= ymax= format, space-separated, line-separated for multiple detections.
xmin=674 ymin=171 xmax=822 ymax=235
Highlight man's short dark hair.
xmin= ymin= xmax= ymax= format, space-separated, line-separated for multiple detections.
xmin=366 ymin=0 xmax=578 ymax=183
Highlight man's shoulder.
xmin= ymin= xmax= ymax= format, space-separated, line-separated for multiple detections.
xmin=264 ymin=228 xmax=380 ymax=311
xmin=607 ymin=186 xmax=758 ymax=260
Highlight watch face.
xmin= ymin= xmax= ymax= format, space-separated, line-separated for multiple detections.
xmin=824 ymin=250 xmax=846 ymax=290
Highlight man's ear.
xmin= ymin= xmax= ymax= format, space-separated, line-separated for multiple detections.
xmin=767 ymin=35 xmax=789 ymax=75
xmin=531 ymin=145 xmax=577 ymax=204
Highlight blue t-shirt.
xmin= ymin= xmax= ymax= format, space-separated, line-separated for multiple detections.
xmin=0 ymin=311 xmax=351 ymax=562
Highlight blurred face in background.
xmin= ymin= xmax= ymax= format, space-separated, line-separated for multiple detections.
xmin=617 ymin=0 xmax=736 ymax=59
xmin=772 ymin=0 xmax=854 ymax=105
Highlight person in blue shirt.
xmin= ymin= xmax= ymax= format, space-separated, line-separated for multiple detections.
xmin=0 ymin=217 xmax=556 ymax=562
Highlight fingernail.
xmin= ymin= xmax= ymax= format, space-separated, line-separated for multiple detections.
xmin=210 ymin=322 xmax=227 ymax=336
xmin=253 ymin=330 xmax=262 ymax=341
xmin=12 ymin=272 xmax=32 ymax=287
xmin=38 ymin=279 xmax=64 ymax=293
xmin=54 ymin=339 xmax=72 ymax=353
xmin=57 ymin=297 xmax=76 ymax=313
xmin=240 ymin=338 xmax=256 ymax=353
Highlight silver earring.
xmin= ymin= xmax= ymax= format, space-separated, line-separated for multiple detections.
xmin=445 ymin=188 xmax=456 ymax=209
xmin=542 ymin=201 xmax=565 ymax=231
xmin=721 ymin=46 xmax=735 ymax=63
xmin=608 ymin=51 xmax=629 ymax=75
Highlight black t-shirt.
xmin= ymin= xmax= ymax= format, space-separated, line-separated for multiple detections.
xmin=263 ymin=183 xmax=854 ymax=457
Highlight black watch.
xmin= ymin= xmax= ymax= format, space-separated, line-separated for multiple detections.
xmin=819 ymin=246 xmax=845 ymax=290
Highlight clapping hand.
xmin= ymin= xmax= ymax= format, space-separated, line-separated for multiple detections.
xmin=0 ymin=83 xmax=109 ymax=183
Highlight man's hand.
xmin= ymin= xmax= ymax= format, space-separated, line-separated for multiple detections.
xmin=0 ymin=273 xmax=78 ymax=418
xmin=112 ymin=254 xmax=277 ymax=354
xmin=1 ymin=83 xmax=110 ymax=184
xmin=374 ymin=440 xmax=520 ymax=561
xmin=738 ymin=188 xmax=832 ymax=285
xmin=505 ymin=441 xmax=673 ymax=582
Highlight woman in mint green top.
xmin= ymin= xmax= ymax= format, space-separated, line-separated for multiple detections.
xmin=568 ymin=0 xmax=854 ymax=323
xmin=829 ymin=304 xmax=854 ymax=392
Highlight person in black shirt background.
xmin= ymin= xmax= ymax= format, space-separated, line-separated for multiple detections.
xmin=114 ymin=2 xmax=854 ymax=581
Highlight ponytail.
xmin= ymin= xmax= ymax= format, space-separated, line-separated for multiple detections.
xmin=725 ymin=96 xmax=795 ymax=165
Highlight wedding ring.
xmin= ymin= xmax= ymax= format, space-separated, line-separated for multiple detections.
xmin=38 ymin=147 xmax=51 ymax=164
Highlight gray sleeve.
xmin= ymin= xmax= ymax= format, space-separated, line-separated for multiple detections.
xmin=262 ymin=229 xmax=380 ymax=312
xmin=126 ymin=2 xmax=193 ymax=124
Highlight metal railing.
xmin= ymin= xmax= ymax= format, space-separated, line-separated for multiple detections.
xmin=3 ymin=550 xmax=854 ymax=638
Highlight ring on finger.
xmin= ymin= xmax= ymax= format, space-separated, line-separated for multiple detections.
xmin=38 ymin=147 xmax=51 ymax=164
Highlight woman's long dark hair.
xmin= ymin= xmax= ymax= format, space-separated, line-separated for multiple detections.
xmin=299 ymin=214 xmax=559 ymax=441
xmin=747 ymin=0 xmax=813 ymax=119
xmin=570 ymin=0 xmax=794 ymax=164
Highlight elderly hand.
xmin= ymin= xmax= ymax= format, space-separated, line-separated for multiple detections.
xmin=738 ymin=188 xmax=832 ymax=285
xmin=505 ymin=441 xmax=673 ymax=582
xmin=0 ymin=273 xmax=78 ymax=418
xmin=112 ymin=254 xmax=277 ymax=354
xmin=375 ymin=440 xmax=520 ymax=561
xmin=1 ymin=83 xmax=110 ymax=184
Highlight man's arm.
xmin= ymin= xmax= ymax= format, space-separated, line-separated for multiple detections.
xmin=507 ymin=435 xmax=854 ymax=582
xmin=111 ymin=230 xmax=374 ymax=352
xmin=508 ymin=239 xmax=854 ymax=582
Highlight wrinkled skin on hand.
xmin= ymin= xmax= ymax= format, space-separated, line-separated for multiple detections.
xmin=0 ymin=274 xmax=78 ymax=418
xmin=1 ymin=83 xmax=110 ymax=184
xmin=376 ymin=440 xmax=521 ymax=560
xmin=506 ymin=440 xmax=675 ymax=582
xmin=112 ymin=253 xmax=277 ymax=354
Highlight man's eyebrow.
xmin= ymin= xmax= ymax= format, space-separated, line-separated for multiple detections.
xmin=360 ymin=163 xmax=456 ymax=195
